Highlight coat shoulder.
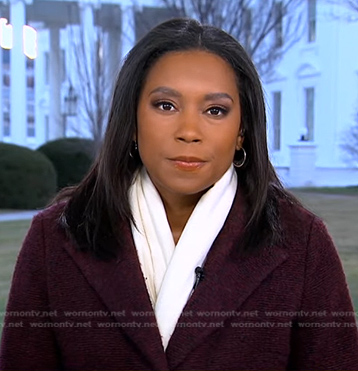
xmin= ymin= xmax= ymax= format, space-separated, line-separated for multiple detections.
xmin=36 ymin=201 xmax=67 ymax=224
xmin=26 ymin=201 xmax=69 ymax=249
xmin=279 ymin=195 xmax=316 ymax=226
xmin=276 ymin=195 xmax=328 ymax=250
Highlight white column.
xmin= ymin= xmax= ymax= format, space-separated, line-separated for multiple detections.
xmin=34 ymin=26 xmax=46 ymax=146
xmin=78 ymin=2 xmax=95 ymax=138
xmin=48 ymin=26 xmax=62 ymax=140
xmin=10 ymin=0 xmax=27 ymax=145
xmin=80 ymin=2 xmax=95 ymax=75
xmin=81 ymin=3 xmax=95 ymax=49
xmin=121 ymin=5 xmax=136 ymax=61
xmin=0 ymin=46 xmax=3 ymax=142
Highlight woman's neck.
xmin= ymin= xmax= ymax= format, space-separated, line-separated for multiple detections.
xmin=160 ymin=192 xmax=205 ymax=244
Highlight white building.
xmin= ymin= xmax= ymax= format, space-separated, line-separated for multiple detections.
xmin=264 ymin=0 xmax=358 ymax=187
xmin=1 ymin=0 xmax=358 ymax=187
xmin=0 ymin=0 xmax=168 ymax=148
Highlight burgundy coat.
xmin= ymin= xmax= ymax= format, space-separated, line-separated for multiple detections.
xmin=1 ymin=192 xmax=358 ymax=371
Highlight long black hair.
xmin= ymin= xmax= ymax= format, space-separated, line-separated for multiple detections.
xmin=56 ymin=18 xmax=298 ymax=260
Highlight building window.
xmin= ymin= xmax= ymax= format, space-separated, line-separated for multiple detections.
xmin=307 ymin=0 xmax=316 ymax=43
xmin=27 ymin=75 xmax=34 ymax=88
xmin=26 ymin=57 xmax=34 ymax=70
xmin=27 ymin=116 xmax=35 ymax=137
xmin=304 ymin=87 xmax=314 ymax=141
xmin=2 ymin=49 xmax=10 ymax=65
xmin=272 ymin=91 xmax=281 ymax=150
xmin=2 ymin=49 xmax=10 ymax=89
xmin=27 ymin=103 xmax=35 ymax=137
xmin=3 ymin=111 xmax=10 ymax=137
xmin=274 ymin=1 xmax=283 ymax=47
xmin=3 ymin=74 xmax=10 ymax=87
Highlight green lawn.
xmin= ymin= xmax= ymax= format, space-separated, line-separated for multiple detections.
xmin=293 ymin=191 xmax=358 ymax=309
xmin=0 ymin=219 xmax=32 ymax=331
xmin=293 ymin=186 xmax=358 ymax=196
xmin=0 ymin=192 xmax=357 ymax=334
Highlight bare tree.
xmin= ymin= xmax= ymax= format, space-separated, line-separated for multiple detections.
xmin=326 ymin=0 xmax=358 ymax=21
xmin=329 ymin=0 xmax=358 ymax=165
xmin=66 ymin=3 xmax=123 ymax=153
xmin=337 ymin=0 xmax=358 ymax=12
xmin=160 ymin=0 xmax=303 ymax=76
xmin=341 ymin=111 xmax=358 ymax=167
xmin=68 ymin=26 xmax=111 ymax=153
xmin=67 ymin=0 xmax=303 ymax=148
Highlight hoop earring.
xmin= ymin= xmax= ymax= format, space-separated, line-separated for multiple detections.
xmin=129 ymin=141 xmax=138 ymax=158
xmin=233 ymin=148 xmax=246 ymax=168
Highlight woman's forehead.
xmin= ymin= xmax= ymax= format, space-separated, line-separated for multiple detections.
xmin=141 ymin=50 xmax=239 ymax=98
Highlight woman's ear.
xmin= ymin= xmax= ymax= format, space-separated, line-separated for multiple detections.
xmin=235 ymin=128 xmax=245 ymax=150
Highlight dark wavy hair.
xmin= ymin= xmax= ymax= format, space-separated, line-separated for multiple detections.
xmin=56 ymin=18 xmax=297 ymax=260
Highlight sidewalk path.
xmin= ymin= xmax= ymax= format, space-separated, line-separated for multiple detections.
xmin=0 ymin=210 xmax=40 ymax=222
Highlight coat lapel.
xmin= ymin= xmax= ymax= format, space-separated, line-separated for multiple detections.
xmin=62 ymin=190 xmax=289 ymax=370
xmin=166 ymin=193 xmax=289 ymax=369
xmin=62 ymin=222 xmax=168 ymax=370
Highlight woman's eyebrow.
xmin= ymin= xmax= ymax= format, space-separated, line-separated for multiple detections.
xmin=204 ymin=92 xmax=233 ymax=102
xmin=149 ymin=86 xmax=182 ymax=97
xmin=149 ymin=87 xmax=234 ymax=102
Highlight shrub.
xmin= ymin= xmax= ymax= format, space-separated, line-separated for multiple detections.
xmin=37 ymin=138 xmax=95 ymax=190
xmin=0 ymin=143 xmax=57 ymax=209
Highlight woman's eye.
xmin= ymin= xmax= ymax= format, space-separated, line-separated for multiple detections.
xmin=207 ymin=106 xmax=228 ymax=116
xmin=155 ymin=101 xmax=175 ymax=111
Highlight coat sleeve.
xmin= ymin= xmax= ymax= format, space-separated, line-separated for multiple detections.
xmin=0 ymin=214 xmax=62 ymax=371
xmin=288 ymin=217 xmax=358 ymax=370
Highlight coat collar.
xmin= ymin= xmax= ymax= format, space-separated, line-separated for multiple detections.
xmin=165 ymin=191 xmax=289 ymax=369
xmin=62 ymin=190 xmax=288 ymax=370
xmin=62 ymin=222 xmax=168 ymax=370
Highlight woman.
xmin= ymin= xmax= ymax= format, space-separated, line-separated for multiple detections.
xmin=1 ymin=18 xmax=357 ymax=371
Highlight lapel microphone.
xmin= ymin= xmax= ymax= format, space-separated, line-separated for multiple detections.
xmin=193 ymin=266 xmax=205 ymax=290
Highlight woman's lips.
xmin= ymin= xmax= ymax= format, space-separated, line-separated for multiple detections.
xmin=169 ymin=156 xmax=206 ymax=171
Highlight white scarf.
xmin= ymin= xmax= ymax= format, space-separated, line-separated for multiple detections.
xmin=129 ymin=165 xmax=237 ymax=349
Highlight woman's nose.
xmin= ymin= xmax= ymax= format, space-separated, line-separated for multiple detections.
xmin=175 ymin=109 xmax=203 ymax=143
